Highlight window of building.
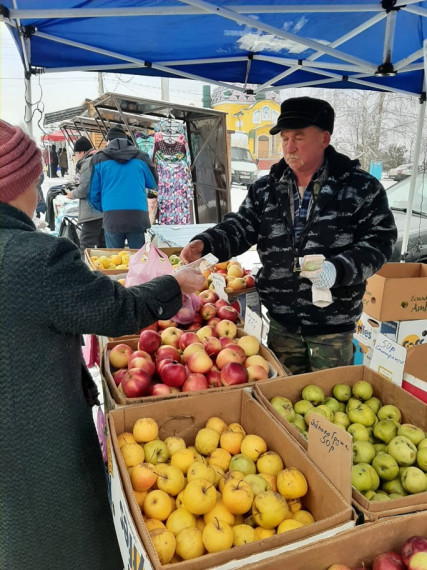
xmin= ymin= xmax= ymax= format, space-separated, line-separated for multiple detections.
xmin=262 ymin=106 xmax=270 ymax=121
xmin=272 ymin=110 xmax=279 ymax=124
xmin=258 ymin=135 xmax=269 ymax=158
xmin=253 ymin=109 xmax=261 ymax=124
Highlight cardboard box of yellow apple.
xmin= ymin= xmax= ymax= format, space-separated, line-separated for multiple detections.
xmin=102 ymin=322 xmax=286 ymax=411
xmin=85 ymin=247 xmax=183 ymax=276
xmin=107 ymin=389 xmax=353 ymax=570
xmin=253 ymin=365 xmax=427 ymax=521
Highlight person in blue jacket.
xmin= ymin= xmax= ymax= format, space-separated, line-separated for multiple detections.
xmin=88 ymin=124 xmax=158 ymax=248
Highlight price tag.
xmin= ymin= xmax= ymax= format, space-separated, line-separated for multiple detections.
xmin=369 ymin=333 xmax=406 ymax=386
xmin=308 ymin=412 xmax=352 ymax=503
xmin=244 ymin=306 xmax=262 ymax=339
xmin=211 ymin=273 xmax=228 ymax=300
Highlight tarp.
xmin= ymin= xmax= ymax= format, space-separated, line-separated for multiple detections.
xmin=41 ymin=130 xmax=70 ymax=141
xmin=1 ymin=1 xmax=426 ymax=97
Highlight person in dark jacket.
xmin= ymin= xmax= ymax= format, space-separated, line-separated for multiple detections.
xmin=49 ymin=144 xmax=59 ymax=177
xmin=88 ymin=124 xmax=158 ymax=249
xmin=66 ymin=136 xmax=105 ymax=250
xmin=58 ymin=147 xmax=68 ymax=176
xmin=0 ymin=119 xmax=205 ymax=570
xmin=181 ymin=96 xmax=397 ymax=374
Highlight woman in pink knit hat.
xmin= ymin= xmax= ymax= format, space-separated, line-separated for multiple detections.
xmin=0 ymin=120 xmax=206 ymax=570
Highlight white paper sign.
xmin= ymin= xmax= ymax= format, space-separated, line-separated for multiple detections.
xmin=211 ymin=273 xmax=228 ymax=300
xmin=369 ymin=333 xmax=407 ymax=386
xmin=244 ymin=306 xmax=262 ymax=339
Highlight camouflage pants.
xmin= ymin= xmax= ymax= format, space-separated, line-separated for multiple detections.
xmin=268 ymin=318 xmax=355 ymax=375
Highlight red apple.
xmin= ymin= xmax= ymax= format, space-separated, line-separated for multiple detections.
xmin=112 ymin=368 xmax=127 ymax=387
xmin=224 ymin=343 xmax=246 ymax=363
xmin=247 ymin=364 xmax=268 ymax=382
xmin=138 ymin=330 xmax=162 ymax=354
xmin=129 ymin=350 xmax=153 ymax=363
xmin=178 ymin=331 xmax=200 ymax=351
xmin=160 ymin=326 xmax=183 ymax=348
xmin=128 ymin=356 xmax=155 ymax=377
xmin=157 ymin=319 xmax=177 ymax=329
xmin=220 ymin=362 xmax=249 ymax=386
xmin=150 ymin=383 xmax=173 ymax=396
xmin=155 ymin=357 xmax=174 ymax=377
xmin=219 ymin=336 xmax=234 ymax=348
xmin=217 ymin=305 xmax=240 ymax=323
xmin=216 ymin=347 xmax=246 ymax=369
xmin=244 ymin=274 xmax=256 ymax=288
xmin=109 ymin=343 xmax=133 ymax=369
xmin=186 ymin=322 xmax=201 ymax=331
xmin=215 ymin=299 xmax=230 ymax=309
xmin=402 ymin=537 xmax=427 ymax=567
xmin=187 ymin=350 xmax=213 ymax=374
xmin=196 ymin=325 xmax=217 ymax=342
xmin=182 ymin=373 xmax=209 ymax=392
xmin=203 ymin=336 xmax=222 ymax=357
xmin=198 ymin=290 xmax=219 ymax=304
xmin=200 ymin=303 xmax=218 ymax=321
xmin=159 ymin=360 xmax=187 ymax=388
xmin=156 ymin=345 xmax=181 ymax=363
xmin=139 ymin=322 xmax=159 ymax=332
xmin=206 ymin=369 xmax=222 ymax=388
xmin=373 ymin=552 xmax=405 ymax=570
xmin=121 ymin=368 xmax=152 ymax=397
xmin=206 ymin=317 xmax=221 ymax=328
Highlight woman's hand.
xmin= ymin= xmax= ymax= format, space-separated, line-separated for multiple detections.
xmin=180 ymin=239 xmax=204 ymax=264
xmin=174 ymin=266 xmax=206 ymax=294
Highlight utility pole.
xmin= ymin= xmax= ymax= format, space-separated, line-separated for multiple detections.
xmin=98 ymin=72 xmax=105 ymax=95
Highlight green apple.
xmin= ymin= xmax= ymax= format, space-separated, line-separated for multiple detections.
xmin=366 ymin=427 xmax=376 ymax=444
xmin=316 ymin=404 xmax=334 ymax=422
xmin=143 ymin=439 xmax=170 ymax=465
xmin=332 ymin=383 xmax=352 ymax=402
xmin=400 ymin=466 xmax=427 ymax=494
xmin=229 ymin=453 xmax=256 ymax=476
xmin=353 ymin=441 xmax=376 ymax=464
xmin=301 ymin=384 xmax=325 ymax=405
xmin=351 ymin=463 xmax=379 ymax=492
xmin=387 ymin=436 xmax=417 ymax=466
xmin=244 ymin=473 xmax=270 ymax=496
xmin=371 ymin=492 xmax=391 ymax=502
xmin=346 ymin=397 xmax=362 ymax=412
xmin=270 ymin=396 xmax=295 ymax=422
xmin=323 ymin=397 xmax=341 ymax=413
xmin=291 ymin=413 xmax=307 ymax=434
xmin=337 ymin=403 xmax=346 ymax=413
xmin=365 ymin=396 xmax=382 ymax=415
xmin=381 ymin=478 xmax=407 ymax=496
xmin=397 ymin=423 xmax=425 ymax=446
xmin=352 ymin=380 xmax=373 ymax=401
xmin=388 ymin=493 xmax=405 ymax=500
xmin=377 ymin=404 xmax=402 ymax=423
xmin=293 ymin=399 xmax=314 ymax=416
xmin=366 ymin=463 xmax=380 ymax=490
xmin=417 ymin=447 xmax=427 ymax=471
xmin=347 ymin=403 xmax=376 ymax=427
xmin=373 ymin=419 xmax=399 ymax=444
xmin=348 ymin=423 xmax=370 ymax=442
xmin=372 ymin=453 xmax=399 ymax=481
xmin=418 ymin=438 xmax=427 ymax=449
xmin=306 ymin=406 xmax=330 ymax=422
xmin=363 ymin=490 xmax=376 ymax=500
xmin=374 ymin=443 xmax=388 ymax=454
xmin=333 ymin=411 xmax=351 ymax=430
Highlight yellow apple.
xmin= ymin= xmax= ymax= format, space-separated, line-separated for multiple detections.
xmin=204 ymin=498 xmax=235 ymax=526
xmin=130 ymin=462 xmax=157 ymax=491
xmin=117 ymin=432 xmax=137 ymax=448
xmin=237 ymin=335 xmax=260 ymax=357
xmin=195 ymin=428 xmax=220 ymax=455
xmin=244 ymin=474 xmax=270 ymax=496
xmin=171 ymin=448 xmax=199 ymax=474
xmin=208 ymin=448 xmax=232 ymax=472
xmin=175 ymin=527 xmax=205 ymax=560
xmin=206 ymin=416 xmax=228 ymax=434
xmin=182 ymin=479 xmax=217 ymax=515
xmin=222 ymin=479 xmax=254 ymax=515
xmin=186 ymin=446 xmax=207 ymax=464
xmin=277 ymin=467 xmax=308 ymax=499
xmin=202 ymin=518 xmax=234 ymax=553
xmin=277 ymin=519 xmax=304 ymax=533
xmin=258 ymin=472 xmax=277 ymax=493
xmin=228 ymin=277 xmax=246 ymax=291
xmin=210 ymin=465 xmax=225 ymax=486
xmin=143 ymin=439 xmax=170 ymax=465
xmin=252 ymin=491 xmax=290 ymax=529
xmin=195 ymin=517 xmax=206 ymax=534
xmin=175 ymin=490 xmax=185 ymax=509
xmin=120 ymin=443 xmax=145 ymax=468
xmin=149 ymin=528 xmax=176 ymax=564
xmin=155 ymin=464 xmax=185 ymax=496
xmin=133 ymin=417 xmax=159 ymax=443
xmin=133 ymin=490 xmax=147 ymax=509
xmin=240 ymin=434 xmax=267 ymax=461
xmin=227 ymin=264 xmax=244 ymax=278
xmin=256 ymin=451 xmax=284 ymax=475
xmin=165 ymin=436 xmax=186 ymax=455
xmin=218 ymin=470 xmax=245 ymax=493
xmin=166 ymin=507 xmax=196 ymax=535
xmin=244 ymin=354 xmax=269 ymax=373
xmin=187 ymin=461 xmax=217 ymax=484
xmin=254 ymin=527 xmax=276 ymax=540
xmin=143 ymin=489 xmax=174 ymax=521
xmin=220 ymin=428 xmax=244 ymax=455
xmin=233 ymin=524 xmax=256 ymax=546
xmin=293 ymin=510 xmax=315 ymax=525
xmin=144 ymin=518 xmax=165 ymax=532
xmin=228 ymin=422 xmax=246 ymax=435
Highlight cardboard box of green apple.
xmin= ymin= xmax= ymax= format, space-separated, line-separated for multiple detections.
xmin=253 ymin=365 xmax=427 ymax=521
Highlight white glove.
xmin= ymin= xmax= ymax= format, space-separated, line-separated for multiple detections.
xmin=300 ymin=260 xmax=337 ymax=289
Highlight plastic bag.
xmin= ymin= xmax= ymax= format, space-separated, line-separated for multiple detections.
xmin=174 ymin=293 xmax=203 ymax=324
xmin=96 ymin=407 xmax=108 ymax=463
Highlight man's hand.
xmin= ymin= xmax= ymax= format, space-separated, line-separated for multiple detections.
xmin=174 ymin=266 xmax=206 ymax=294
xmin=180 ymin=239 xmax=204 ymax=264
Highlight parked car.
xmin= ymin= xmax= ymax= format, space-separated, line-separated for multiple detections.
xmin=388 ymin=163 xmax=413 ymax=181
xmin=387 ymin=172 xmax=427 ymax=262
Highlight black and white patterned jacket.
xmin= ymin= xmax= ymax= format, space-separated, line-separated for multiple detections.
xmin=193 ymin=145 xmax=397 ymax=335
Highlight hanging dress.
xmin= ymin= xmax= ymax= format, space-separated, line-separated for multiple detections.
xmin=153 ymin=132 xmax=194 ymax=225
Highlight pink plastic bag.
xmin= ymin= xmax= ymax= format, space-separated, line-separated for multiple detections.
xmin=96 ymin=407 xmax=107 ymax=462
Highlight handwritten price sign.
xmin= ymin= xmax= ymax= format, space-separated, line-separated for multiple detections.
xmin=211 ymin=273 xmax=228 ymax=300
xmin=244 ymin=306 xmax=262 ymax=339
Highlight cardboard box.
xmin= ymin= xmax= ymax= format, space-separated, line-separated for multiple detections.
xmin=253 ymin=365 xmax=427 ymax=521
xmin=402 ymin=343 xmax=427 ymax=403
xmin=84 ymin=246 xmax=182 ymax=275
xmin=107 ymin=390 xmax=354 ymax=570
xmin=101 ymin=332 xmax=288 ymax=412
xmin=244 ymin=510 xmax=427 ymax=570
xmin=354 ymin=311 xmax=427 ymax=349
xmin=363 ymin=262 xmax=427 ymax=321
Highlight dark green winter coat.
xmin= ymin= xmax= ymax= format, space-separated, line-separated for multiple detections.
xmin=0 ymin=203 xmax=182 ymax=570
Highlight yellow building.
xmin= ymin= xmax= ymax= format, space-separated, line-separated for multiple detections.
xmin=206 ymin=85 xmax=283 ymax=169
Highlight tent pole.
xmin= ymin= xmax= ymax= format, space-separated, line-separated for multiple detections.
xmin=24 ymin=73 xmax=33 ymax=138
xmin=400 ymin=97 xmax=426 ymax=261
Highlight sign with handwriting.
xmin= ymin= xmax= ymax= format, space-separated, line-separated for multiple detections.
xmin=244 ymin=306 xmax=262 ymax=339
xmin=369 ymin=333 xmax=406 ymax=386
xmin=308 ymin=412 xmax=352 ymax=503
xmin=211 ymin=273 xmax=228 ymax=300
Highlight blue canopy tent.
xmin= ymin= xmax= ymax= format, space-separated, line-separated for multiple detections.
xmin=1 ymin=0 xmax=427 ymax=254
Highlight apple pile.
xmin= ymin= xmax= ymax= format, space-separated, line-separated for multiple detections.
xmin=117 ymin=416 xmax=314 ymax=564
xmin=269 ymin=381 xmax=427 ymax=500
xmin=327 ymin=535 xmax=427 ymax=569
xmin=108 ymin=314 xmax=272 ymax=398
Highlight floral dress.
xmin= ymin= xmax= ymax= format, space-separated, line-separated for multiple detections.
xmin=153 ymin=132 xmax=194 ymax=225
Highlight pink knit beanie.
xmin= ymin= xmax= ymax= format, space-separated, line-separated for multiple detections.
xmin=0 ymin=120 xmax=42 ymax=203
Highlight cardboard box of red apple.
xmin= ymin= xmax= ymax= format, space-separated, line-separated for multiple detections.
xmin=107 ymin=389 xmax=354 ymax=570
xmin=253 ymin=366 xmax=427 ymax=521
xmin=102 ymin=317 xmax=287 ymax=411
xmin=242 ymin=510 xmax=427 ymax=570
